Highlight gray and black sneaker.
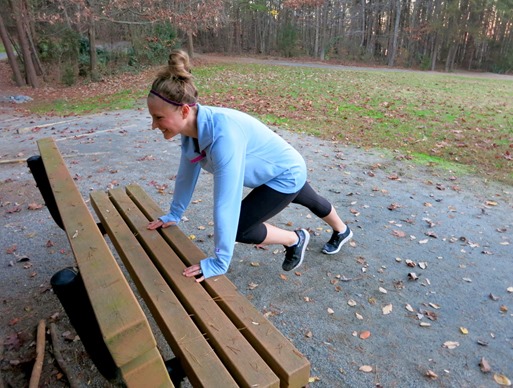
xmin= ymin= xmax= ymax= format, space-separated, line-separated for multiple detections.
xmin=322 ymin=227 xmax=353 ymax=255
xmin=282 ymin=229 xmax=310 ymax=271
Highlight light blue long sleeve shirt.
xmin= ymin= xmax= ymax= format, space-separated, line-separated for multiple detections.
xmin=159 ymin=104 xmax=307 ymax=278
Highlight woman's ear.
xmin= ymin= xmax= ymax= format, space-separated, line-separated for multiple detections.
xmin=181 ymin=105 xmax=190 ymax=119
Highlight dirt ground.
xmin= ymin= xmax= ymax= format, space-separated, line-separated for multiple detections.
xmin=0 ymin=56 xmax=512 ymax=388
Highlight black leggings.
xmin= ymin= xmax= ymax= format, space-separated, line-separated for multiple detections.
xmin=236 ymin=182 xmax=332 ymax=244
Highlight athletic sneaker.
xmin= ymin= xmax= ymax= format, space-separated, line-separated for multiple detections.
xmin=282 ymin=229 xmax=310 ymax=271
xmin=322 ymin=227 xmax=353 ymax=255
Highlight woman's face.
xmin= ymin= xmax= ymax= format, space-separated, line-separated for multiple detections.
xmin=148 ymin=96 xmax=187 ymax=140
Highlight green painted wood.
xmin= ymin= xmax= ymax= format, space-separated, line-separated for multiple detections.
xmin=91 ymin=190 xmax=238 ymax=388
xmin=37 ymin=138 xmax=172 ymax=387
xmin=108 ymin=188 xmax=279 ymax=388
xmin=126 ymin=184 xmax=311 ymax=388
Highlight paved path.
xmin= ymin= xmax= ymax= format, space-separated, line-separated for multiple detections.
xmin=1 ymin=108 xmax=512 ymax=387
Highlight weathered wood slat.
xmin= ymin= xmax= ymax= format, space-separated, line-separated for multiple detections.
xmin=108 ymin=188 xmax=280 ymax=388
xmin=37 ymin=138 xmax=172 ymax=387
xmin=126 ymin=184 xmax=311 ymax=388
xmin=90 ymin=190 xmax=238 ymax=388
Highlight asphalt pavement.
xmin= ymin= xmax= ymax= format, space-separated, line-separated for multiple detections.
xmin=1 ymin=107 xmax=512 ymax=387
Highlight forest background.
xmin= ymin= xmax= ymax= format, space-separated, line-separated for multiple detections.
xmin=0 ymin=0 xmax=512 ymax=90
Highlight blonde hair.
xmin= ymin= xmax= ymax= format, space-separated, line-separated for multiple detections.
xmin=150 ymin=50 xmax=198 ymax=106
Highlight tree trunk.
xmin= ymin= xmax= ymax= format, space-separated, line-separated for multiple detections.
xmin=388 ymin=0 xmax=402 ymax=66
xmin=0 ymin=12 xmax=24 ymax=86
xmin=88 ymin=19 xmax=99 ymax=81
xmin=186 ymin=30 xmax=194 ymax=58
xmin=11 ymin=0 xmax=38 ymax=87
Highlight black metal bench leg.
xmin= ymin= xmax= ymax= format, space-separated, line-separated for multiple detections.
xmin=165 ymin=358 xmax=187 ymax=387
xmin=51 ymin=267 xmax=121 ymax=382
xmin=27 ymin=155 xmax=64 ymax=230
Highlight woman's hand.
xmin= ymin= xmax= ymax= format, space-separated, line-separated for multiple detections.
xmin=183 ymin=264 xmax=205 ymax=283
xmin=147 ymin=220 xmax=175 ymax=230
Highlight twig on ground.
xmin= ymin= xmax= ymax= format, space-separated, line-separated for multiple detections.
xmin=0 ymin=336 xmax=5 ymax=388
xmin=50 ymin=322 xmax=83 ymax=388
xmin=29 ymin=319 xmax=46 ymax=388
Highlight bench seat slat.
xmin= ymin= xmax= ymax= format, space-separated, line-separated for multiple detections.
xmin=126 ymin=184 xmax=311 ymax=388
xmin=90 ymin=190 xmax=238 ymax=388
xmin=37 ymin=138 xmax=172 ymax=387
xmin=108 ymin=188 xmax=280 ymax=388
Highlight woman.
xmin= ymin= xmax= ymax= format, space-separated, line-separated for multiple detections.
xmin=147 ymin=50 xmax=352 ymax=282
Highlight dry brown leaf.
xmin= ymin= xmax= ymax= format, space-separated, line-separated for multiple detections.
xmin=247 ymin=282 xmax=258 ymax=290
xmin=382 ymin=304 xmax=393 ymax=315
xmin=279 ymin=274 xmax=288 ymax=281
xmin=443 ymin=341 xmax=459 ymax=349
xmin=493 ymin=373 xmax=511 ymax=386
xmin=479 ymin=357 xmax=491 ymax=373
xmin=359 ymin=330 xmax=371 ymax=339
xmin=27 ymin=203 xmax=43 ymax=210
xmin=392 ymin=230 xmax=406 ymax=238
xmin=426 ymin=370 xmax=438 ymax=379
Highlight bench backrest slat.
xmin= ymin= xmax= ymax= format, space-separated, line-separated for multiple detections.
xmin=37 ymin=138 xmax=172 ymax=387
xmin=90 ymin=190 xmax=239 ymax=388
xmin=126 ymin=184 xmax=311 ymax=388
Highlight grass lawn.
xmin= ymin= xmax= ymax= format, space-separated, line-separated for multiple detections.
xmin=27 ymin=61 xmax=513 ymax=185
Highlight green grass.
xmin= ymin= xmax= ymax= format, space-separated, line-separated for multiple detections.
xmin=31 ymin=89 xmax=144 ymax=115
xmin=28 ymin=61 xmax=513 ymax=185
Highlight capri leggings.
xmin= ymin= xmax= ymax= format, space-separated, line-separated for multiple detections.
xmin=236 ymin=182 xmax=332 ymax=244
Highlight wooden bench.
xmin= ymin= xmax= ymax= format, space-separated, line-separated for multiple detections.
xmin=29 ymin=137 xmax=310 ymax=387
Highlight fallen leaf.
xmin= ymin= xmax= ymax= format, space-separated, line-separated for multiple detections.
xmin=443 ymin=341 xmax=460 ymax=349
xmin=359 ymin=365 xmax=373 ymax=373
xmin=355 ymin=312 xmax=363 ymax=320
xmin=359 ymin=330 xmax=371 ymax=339
xmin=305 ymin=330 xmax=313 ymax=338
xmin=27 ymin=203 xmax=43 ymax=210
xmin=489 ymin=293 xmax=500 ymax=301
xmin=308 ymin=376 xmax=320 ymax=383
xmin=378 ymin=287 xmax=387 ymax=294
xmin=405 ymin=304 xmax=414 ymax=312
xmin=426 ymin=370 xmax=438 ymax=379
xmin=493 ymin=373 xmax=511 ymax=386
xmin=459 ymin=327 xmax=468 ymax=335
xmin=247 ymin=282 xmax=258 ymax=290
xmin=392 ymin=230 xmax=406 ymax=238
xmin=250 ymin=262 xmax=260 ymax=267
xmin=327 ymin=308 xmax=335 ymax=315
xmin=507 ymin=287 xmax=513 ymax=293
xmin=279 ymin=274 xmax=288 ymax=281
xmin=6 ymin=245 xmax=17 ymax=254
xmin=347 ymin=299 xmax=357 ymax=307
xmin=382 ymin=304 xmax=393 ymax=315
xmin=479 ymin=357 xmax=491 ymax=373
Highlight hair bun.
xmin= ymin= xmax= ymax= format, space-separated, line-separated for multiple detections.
xmin=167 ymin=50 xmax=192 ymax=80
